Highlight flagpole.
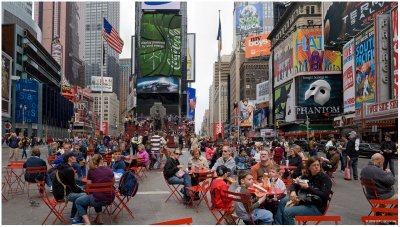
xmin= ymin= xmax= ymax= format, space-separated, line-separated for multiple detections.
xmin=218 ymin=10 xmax=221 ymax=136
xmin=100 ymin=11 xmax=104 ymax=135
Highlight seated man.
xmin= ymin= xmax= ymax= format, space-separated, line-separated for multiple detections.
xmin=188 ymin=147 xmax=208 ymax=169
xmin=320 ymin=147 xmax=340 ymax=172
xmin=235 ymin=148 xmax=251 ymax=172
xmin=211 ymin=146 xmax=236 ymax=175
xmin=163 ymin=148 xmax=192 ymax=203
xmin=251 ymin=150 xmax=274 ymax=183
xmin=360 ymin=153 xmax=396 ymax=200
xmin=23 ymin=147 xmax=52 ymax=191
xmin=234 ymin=171 xmax=273 ymax=225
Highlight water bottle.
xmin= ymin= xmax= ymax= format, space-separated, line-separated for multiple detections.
xmin=188 ymin=162 xmax=192 ymax=171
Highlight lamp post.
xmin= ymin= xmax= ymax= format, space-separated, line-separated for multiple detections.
xmin=19 ymin=104 xmax=27 ymax=136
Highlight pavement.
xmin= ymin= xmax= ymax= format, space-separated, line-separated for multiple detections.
xmin=1 ymin=144 xmax=398 ymax=225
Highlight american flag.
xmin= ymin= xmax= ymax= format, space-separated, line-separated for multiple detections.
xmin=103 ymin=18 xmax=124 ymax=54
xmin=217 ymin=13 xmax=222 ymax=52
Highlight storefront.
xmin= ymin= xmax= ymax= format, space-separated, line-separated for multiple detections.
xmin=333 ymin=113 xmax=356 ymax=135
xmin=283 ymin=125 xmax=338 ymax=140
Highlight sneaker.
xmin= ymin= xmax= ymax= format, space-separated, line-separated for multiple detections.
xmin=71 ymin=220 xmax=84 ymax=225
xmin=49 ymin=186 xmax=52 ymax=193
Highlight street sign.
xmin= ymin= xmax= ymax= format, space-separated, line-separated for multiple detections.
xmin=5 ymin=122 xmax=11 ymax=129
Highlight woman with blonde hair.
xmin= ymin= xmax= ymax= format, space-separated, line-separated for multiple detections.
xmin=72 ymin=154 xmax=115 ymax=225
xmin=285 ymin=145 xmax=303 ymax=178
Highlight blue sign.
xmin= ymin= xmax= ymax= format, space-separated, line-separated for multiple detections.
xmin=186 ymin=87 xmax=196 ymax=120
xmin=15 ymin=79 xmax=38 ymax=123
xmin=235 ymin=3 xmax=263 ymax=35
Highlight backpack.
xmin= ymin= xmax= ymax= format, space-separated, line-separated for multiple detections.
xmin=118 ymin=170 xmax=139 ymax=197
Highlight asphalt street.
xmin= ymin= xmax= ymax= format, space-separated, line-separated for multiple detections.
xmin=1 ymin=144 xmax=398 ymax=225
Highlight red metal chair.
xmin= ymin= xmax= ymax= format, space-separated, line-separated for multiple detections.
xmin=39 ymin=183 xmax=68 ymax=225
xmin=295 ymin=216 xmax=341 ymax=225
xmin=325 ymin=162 xmax=339 ymax=185
xmin=112 ymin=182 xmax=138 ymax=220
xmin=204 ymin=188 xmax=236 ymax=225
xmin=162 ymin=172 xmax=183 ymax=204
xmin=25 ymin=166 xmax=47 ymax=198
xmin=47 ymin=156 xmax=57 ymax=168
xmin=223 ymin=190 xmax=256 ymax=224
xmin=151 ymin=217 xmax=193 ymax=225
xmin=282 ymin=179 xmax=293 ymax=189
xmin=361 ymin=215 xmax=398 ymax=224
xmin=2 ymin=182 xmax=8 ymax=201
xmin=86 ymin=181 xmax=115 ymax=224
xmin=294 ymin=191 xmax=334 ymax=225
xmin=360 ymin=178 xmax=379 ymax=216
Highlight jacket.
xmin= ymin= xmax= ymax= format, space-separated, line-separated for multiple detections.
xmin=234 ymin=185 xmax=261 ymax=221
xmin=360 ymin=162 xmax=395 ymax=199
xmin=205 ymin=147 xmax=216 ymax=160
xmin=288 ymin=155 xmax=303 ymax=177
xmin=211 ymin=156 xmax=236 ymax=174
xmin=137 ymin=149 xmax=150 ymax=166
xmin=163 ymin=157 xmax=180 ymax=179
xmin=234 ymin=155 xmax=251 ymax=170
xmin=8 ymin=137 xmax=19 ymax=148
xmin=51 ymin=163 xmax=84 ymax=201
xmin=288 ymin=172 xmax=332 ymax=214
xmin=380 ymin=141 xmax=396 ymax=160
xmin=345 ymin=138 xmax=360 ymax=158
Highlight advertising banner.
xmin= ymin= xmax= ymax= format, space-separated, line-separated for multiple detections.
xmin=129 ymin=74 xmax=134 ymax=94
xmin=127 ymin=92 xmax=135 ymax=112
xmin=256 ymin=81 xmax=269 ymax=104
xmin=142 ymin=2 xmax=180 ymax=10
xmin=239 ymin=99 xmax=256 ymax=127
xmin=245 ymin=33 xmax=271 ymax=58
xmin=274 ymin=79 xmax=296 ymax=122
xmin=235 ymin=3 xmax=263 ymax=35
xmin=140 ymin=14 xmax=182 ymax=77
xmin=253 ymin=107 xmax=268 ymax=128
xmin=296 ymin=74 xmax=343 ymax=119
xmin=375 ymin=14 xmax=391 ymax=102
xmin=91 ymin=76 xmax=113 ymax=92
xmin=273 ymin=33 xmax=294 ymax=87
xmin=187 ymin=33 xmax=195 ymax=82
xmin=15 ymin=80 xmax=39 ymax=123
xmin=213 ymin=122 xmax=224 ymax=140
xmin=51 ymin=42 xmax=63 ymax=67
xmin=102 ymin=122 xmax=108 ymax=136
xmin=2 ymin=52 xmax=12 ymax=117
xmin=293 ymin=28 xmax=342 ymax=74
xmin=323 ymin=2 xmax=397 ymax=46
xmin=136 ymin=76 xmax=179 ymax=93
xmin=131 ymin=36 xmax=135 ymax=75
xmin=186 ymin=87 xmax=196 ymax=120
xmin=342 ymin=39 xmax=356 ymax=113
xmin=355 ymin=26 xmax=375 ymax=109
xmin=392 ymin=8 xmax=398 ymax=98
xmin=260 ymin=129 xmax=275 ymax=137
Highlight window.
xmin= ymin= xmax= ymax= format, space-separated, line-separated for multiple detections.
xmin=17 ymin=35 xmax=23 ymax=47
xmin=17 ymin=53 xmax=22 ymax=64
xmin=16 ymin=70 xmax=22 ymax=77
xmin=311 ymin=6 xmax=315 ymax=14
xmin=306 ymin=6 xmax=310 ymax=14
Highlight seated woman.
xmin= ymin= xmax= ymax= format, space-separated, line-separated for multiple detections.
xmin=23 ymin=147 xmax=52 ymax=191
xmin=272 ymin=145 xmax=284 ymax=165
xmin=205 ymin=144 xmax=216 ymax=161
xmin=274 ymin=157 xmax=333 ymax=225
xmin=284 ymin=145 xmax=303 ymax=179
xmin=136 ymin=144 xmax=150 ymax=169
xmin=73 ymin=154 xmax=115 ymax=225
xmin=188 ymin=147 xmax=208 ymax=170
xmin=320 ymin=147 xmax=340 ymax=172
xmin=111 ymin=150 xmax=126 ymax=172
xmin=235 ymin=148 xmax=251 ymax=171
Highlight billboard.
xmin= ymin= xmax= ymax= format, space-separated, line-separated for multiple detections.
xmin=245 ymin=33 xmax=271 ymax=58
xmin=187 ymin=33 xmax=195 ymax=82
xmin=253 ymin=107 xmax=268 ymax=128
xmin=343 ymin=39 xmax=356 ymax=113
xmin=213 ymin=122 xmax=224 ymax=140
xmin=355 ymin=26 xmax=375 ymax=109
xmin=293 ymin=28 xmax=342 ymax=74
xmin=51 ymin=41 xmax=63 ymax=67
xmin=274 ymin=79 xmax=296 ymax=122
xmin=142 ymin=2 xmax=180 ymax=10
xmin=273 ymin=32 xmax=294 ymax=87
xmin=256 ymin=81 xmax=269 ymax=104
xmin=375 ymin=14 xmax=391 ymax=101
xmin=136 ymin=76 xmax=179 ymax=93
xmin=140 ymin=13 xmax=182 ymax=77
xmin=239 ymin=99 xmax=255 ymax=127
xmin=15 ymin=79 xmax=39 ymax=123
xmin=186 ymin=87 xmax=196 ymax=120
xmin=235 ymin=3 xmax=263 ymax=35
xmin=2 ymin=52 xmax=12 ymax=117
xmin=131 ymin=36 xmax=135 ymax=75
xmin=91 ymin=76 xmax=113 ymax=92
xmin=323 ymin=2 xmax=397 ymax=46
xmin=296 ymin=74 xmax=343 ymax=119
xmin=392 ymin=8 xmax=398 ymax=98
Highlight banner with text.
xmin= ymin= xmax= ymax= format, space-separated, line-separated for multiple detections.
xmin=342 ymin=39 xmax=356 ymax=113
xmin=2 ymin=52 xmax=12 ymax=117
xmin=274 ymin=79 xmax=296 ymax=122
xmin=245 ymin=33 xmax=271 ymax=58
xmin=256 ymin=81 xmax=269 ymax=104
xmin=91 ymin=76 xmax=113 ymax=92
xmin=213 ymin=122 xmax=224 ymax=140
xmin=392 ymin=8 xmax=398 ymax=98
xmin=235 ymin=3 xmax=263 ymax=35
xmin=187 ymin=33 xmax=195 ymax=82
xmin=273 ymin=32 xmax=294 ymax=87
xmin=186 ymin=87 xmax=196 ymax=120
xmin=15 ymin=80 xmax=39 ymax=123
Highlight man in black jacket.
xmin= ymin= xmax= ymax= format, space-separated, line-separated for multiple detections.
xmin=345 ymin=131 xmax=360 ymax=180
xmin=51 ymin=152 xmax=85 ymax=221
xmin=163 ymin=148 xmax=192 ymax=203
xmin=380 ymin=134 xmax=396 ymax=177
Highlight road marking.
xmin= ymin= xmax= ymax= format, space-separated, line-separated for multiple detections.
xmin=136 ymin=191 xmax=170 ymax=195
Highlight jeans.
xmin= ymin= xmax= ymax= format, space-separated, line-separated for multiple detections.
xmin=153 ymin=152 xmax=161 ymax=169
xmin=349 ymin=157 xmax=359 ymax=180
xmin=383 ymin=158 xmax=395 ymax=177
xmin=246 ymin=208 xmax=273 ymax=225
xmin=74 ymin=194 xmax=110 ymax=220
xmin=22 ymin=147 xmax=27 ymax=159
xmin=72 ymin=163 xmax=83 ymax=179
xmin=340 ymin=153 xmax=347 ymax=171
xmin=274 ymin=197 xmax=322 ymax=225
xmin=67 ymin=192 xmax=87 ymax=219
xmin=167 ymin=173 xmax=192 ymax=199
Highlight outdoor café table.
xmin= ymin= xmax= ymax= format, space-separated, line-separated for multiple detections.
xmin=3 ymin=163 xmax=25 ymax=196
xmin=247 ymin=185 xmax=285 ymax=197
xmin=188 ymin=168 xmax=214 ymax=185
xmin=279 ymin=165 xmax=297 ymax=172
xmin=124 ymin=155 xmax=138 ymax=168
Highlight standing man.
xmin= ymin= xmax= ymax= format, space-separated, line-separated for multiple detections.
xmin=151 ymin=131 xmax=163 ymax=169
xmin=345 ymin=131 xmax=360 ymax=180
xmin=380 ymin=133 xmax=396 ymax=177
xmin=7 ymin=132 xmax=20 ymax=161
xmin=338 ymin=135 xmax=348 ymax=172
xmin=131 ymin=133 xmax=142 ymax=156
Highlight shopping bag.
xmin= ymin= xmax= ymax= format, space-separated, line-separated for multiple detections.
xmin=344 ymin=160 xmax=351 ymax=180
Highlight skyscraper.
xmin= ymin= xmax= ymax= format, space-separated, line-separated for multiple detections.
xmin=119 ymin=58 xmax=131 ymax=125
xmin=84 ymin=2 xmax=120 ymax=95
xmin=34 ymin=2 xmax=85 ymax=87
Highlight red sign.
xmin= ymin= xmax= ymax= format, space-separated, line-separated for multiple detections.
xmin=5 ymin=122 xmax=11 ymax=129
xmin=213 ymin=122 xmax=224 ymax=140
xmin=366 ymin=99 xmax=398 ymax=115
xmin=102 ymin=122 xmax=108 ymax=135
xmin=392 ymin=8 xmax=398 ymax=98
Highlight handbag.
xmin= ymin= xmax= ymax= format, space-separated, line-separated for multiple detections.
xmin=344 ymin=159 xmax=351 ymax=180
xmin=297 ymin=189 xmax=323 ymax=205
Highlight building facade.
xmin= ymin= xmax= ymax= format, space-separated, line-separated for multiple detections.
xmin=92 ymin=92 xmax=120 ymax=136
xmin=119 ymin=58 xmax=131 ymax=126
xmin=212 ymin=55 xmax=230 ymax=128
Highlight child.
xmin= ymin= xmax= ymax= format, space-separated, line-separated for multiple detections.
xmin=210 ymin=165 xmax=233 ymax=209
xmin=235 ymin=149 xmax=251 ymax=171
xmin=137 ymin=144 xmax=150 ymax=168
xmin=111 ymin=150 xmax=126 ymax=172
xmin=234 ymin=171 xmax=273 ymax=225
xmin=262 ymin=164 xmax=287 ymax=215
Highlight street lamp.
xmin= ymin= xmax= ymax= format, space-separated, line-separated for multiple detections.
xmin=19 ymin=104 xmax=27 ymax=136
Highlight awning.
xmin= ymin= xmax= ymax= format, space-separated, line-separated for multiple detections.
xmin=283 ymin=125 xmax=338 ymax=137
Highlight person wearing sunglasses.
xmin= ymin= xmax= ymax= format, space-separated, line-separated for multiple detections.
xmin=163 ymin=148 xmax=192 ymax=203
xmin=211 ymin=146 xmax=235 ymax=175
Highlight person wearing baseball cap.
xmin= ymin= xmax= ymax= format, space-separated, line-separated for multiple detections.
xmin=345 ymin=130 xmax=361 ymax=180
xmin=380 ymin=133 xmax=396 ymax=177
xmin=210 ymin=165 xmax=233 ymax=210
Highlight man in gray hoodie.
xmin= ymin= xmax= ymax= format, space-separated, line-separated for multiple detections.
xmin=360 ymin=153 xmax=396 ymax=200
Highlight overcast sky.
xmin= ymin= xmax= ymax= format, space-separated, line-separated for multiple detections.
xmin=119 ymin=0 xmax=234 ymax=133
